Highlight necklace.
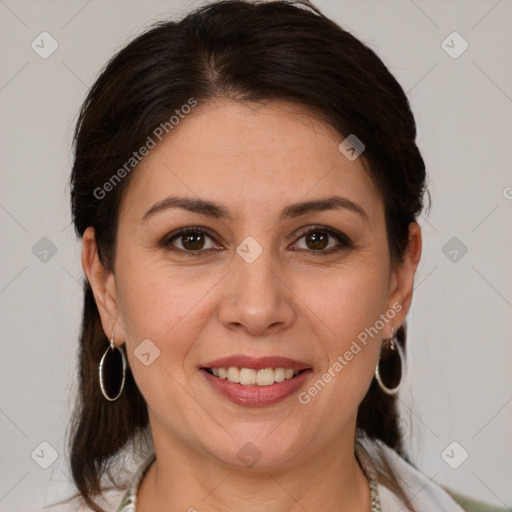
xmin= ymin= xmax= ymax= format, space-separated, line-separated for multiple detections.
xmin=355 ymin=441 xmax=383 ymax=512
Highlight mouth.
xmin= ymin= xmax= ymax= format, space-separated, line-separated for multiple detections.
xmin=203 ymin=366 xmax=306 ymax=386
xmin=199 ymin=355 xmax=313 ymax=407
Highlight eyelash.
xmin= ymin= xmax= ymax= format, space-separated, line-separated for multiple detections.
xmin=160 ymin=225 xmax=352 ymax=257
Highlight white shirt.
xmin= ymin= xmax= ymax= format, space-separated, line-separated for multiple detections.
xmin=357 ymin=436 xmax=466 ymax=511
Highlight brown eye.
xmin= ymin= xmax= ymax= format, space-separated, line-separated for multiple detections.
xmin=180 ymin=232 xmax=206 ymax=251
xmin=293 ymin=227 xmax=351 ymax=254
xmin=164 ymin=228 xmax=219 ymax=254
xmin=304 ymin=231 xmax=329 ymax=251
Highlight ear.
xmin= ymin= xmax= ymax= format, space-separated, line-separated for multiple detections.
xmin=384 ymin=222 xmax=422 ymax=338
xmin=81 ymin=226 xmax=125 ymax=346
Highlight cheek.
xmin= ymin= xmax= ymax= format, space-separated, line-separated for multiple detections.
xmin=295 ymin=258 xmax=390 ymax=340
xmin=115 ymin=271 xmax=198 ymax=411
xmin=294 ymin=261 xmax=388 ymax=399
xmin=116 ymin=249 xmax=204 ymax=337
xmin=114 ymin=256 xmax=219 ymax=378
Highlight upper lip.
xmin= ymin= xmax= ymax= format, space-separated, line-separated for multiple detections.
xmin=202 ymin=355 xmax=311 ymax=371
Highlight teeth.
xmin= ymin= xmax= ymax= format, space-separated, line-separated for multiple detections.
xmin=208 ymin=367 xmax=300 ymax=386
xmin=256 ymin=368 xmax=274 ymax=386
xmin=239 ymin=368 xmax=256 ymax=385
xmin=227 ymin=366 xmax=240 ymax=383
xmin=274 ymin=367 xmax=285 ymax=382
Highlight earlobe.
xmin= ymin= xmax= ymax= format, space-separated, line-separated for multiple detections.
xmin=385 ymin=222 xmax=422 ymax=336
xmin=81 ymin=226 xmax=121 ymax=342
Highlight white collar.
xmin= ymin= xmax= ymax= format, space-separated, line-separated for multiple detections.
xmin=356 ymin=435 xmax=465 ymax=511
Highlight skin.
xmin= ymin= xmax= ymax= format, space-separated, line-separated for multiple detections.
xmin=82 ymin=98 xmax=421 ymax=512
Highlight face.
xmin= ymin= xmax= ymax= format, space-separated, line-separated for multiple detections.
xmin=84 ymin=98 xmax=419 ymax=470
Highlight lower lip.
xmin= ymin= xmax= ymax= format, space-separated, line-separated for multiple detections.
xmin=201 ymin=368 xmax=312 ymax=407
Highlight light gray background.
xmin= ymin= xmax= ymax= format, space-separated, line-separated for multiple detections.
xmin=1 ymin=0 xmax=511 ymax=510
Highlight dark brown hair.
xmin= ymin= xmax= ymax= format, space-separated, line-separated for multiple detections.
xmin=65 ymin=1 xmax=427 ymax=510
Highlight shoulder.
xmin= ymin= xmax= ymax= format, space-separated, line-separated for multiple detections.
xmin=442 ymin=487 xmax=510 ymax=512
xmin=44 ymin=489 xmax=126 ymax=512
xmin=114 ymin=452 xmax=156 ymax=512
xmin=357 ymin=434 xmax=505 ymax=512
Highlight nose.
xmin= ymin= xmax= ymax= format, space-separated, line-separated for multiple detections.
xmin=218 ymin=246 xmax=296 ymax=337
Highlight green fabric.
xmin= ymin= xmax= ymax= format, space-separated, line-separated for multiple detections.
xmin=443 ymin=487 xmax=511 ymax=512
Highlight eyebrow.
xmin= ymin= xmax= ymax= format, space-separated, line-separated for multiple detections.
xmin=142 ymin=195 xmax=368 ymax=223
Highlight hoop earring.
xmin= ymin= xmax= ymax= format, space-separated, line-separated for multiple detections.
xmin=375 ymin=326 xmax=405 ymax=395
xmin=99 ymin=332 xmax=126 ymax=401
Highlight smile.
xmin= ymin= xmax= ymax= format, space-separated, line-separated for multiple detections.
xmin=201 ymin=367 xmax=312 ymax=407
xmin=204 ymin=367 xmax=302 ymax=386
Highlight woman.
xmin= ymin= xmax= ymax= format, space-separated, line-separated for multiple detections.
xmin=64 ymin=1 xmax=498 ymax=511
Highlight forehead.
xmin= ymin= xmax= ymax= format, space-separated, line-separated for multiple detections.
xmin=120 ymin=98 xmax=384 ymax=225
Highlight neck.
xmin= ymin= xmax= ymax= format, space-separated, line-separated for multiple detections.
xmin=138 ymin=424 xmax=372 ymax=512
